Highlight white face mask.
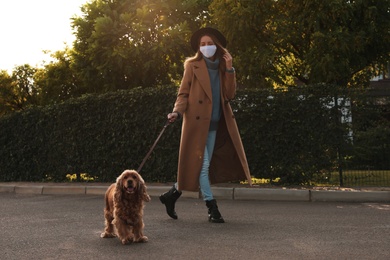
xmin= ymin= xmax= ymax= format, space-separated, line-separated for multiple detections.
xmin=199 ymin=45 xmax=217 ymax=58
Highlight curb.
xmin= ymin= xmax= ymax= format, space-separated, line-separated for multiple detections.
xmin=234 ymin=188 xmax=310 ymax=201
xmin=310 ymin=190 xmax=390 ymax=202
xmin=1 ymin=184 xmax=389 ymax=202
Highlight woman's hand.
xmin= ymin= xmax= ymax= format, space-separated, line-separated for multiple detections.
xmin=167 ymin=112 xmax=179 ymax=123
xmin=223 ymin=52 xmax=233 ymax=70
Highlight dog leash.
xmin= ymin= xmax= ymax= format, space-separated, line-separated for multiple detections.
xmin=137 ymin=120 xmax=171 ymax=173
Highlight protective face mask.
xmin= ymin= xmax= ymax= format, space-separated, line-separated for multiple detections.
xmin=200 ymin=45 xmax=217 ymax=58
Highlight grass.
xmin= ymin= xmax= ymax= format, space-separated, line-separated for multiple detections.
xmin=318 ymin=170 xmax=390 ymax=186
xmin=241 ymin=170 xmax=390 ymax=187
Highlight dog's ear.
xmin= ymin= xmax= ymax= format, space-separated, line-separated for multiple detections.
xmin=114 ymin=174 xmax=123 ymax=202
xmin=137 ymin=174 xmax=151 ymax=202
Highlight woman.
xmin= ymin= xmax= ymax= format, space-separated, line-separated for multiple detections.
xmin=160 ymin=27 xmax=252 ymax=223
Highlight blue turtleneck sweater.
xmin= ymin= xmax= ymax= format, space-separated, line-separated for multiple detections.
xmin=204 ymin=57 xmax=221 ymax=131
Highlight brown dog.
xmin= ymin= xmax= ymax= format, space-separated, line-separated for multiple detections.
xmin=100 ymin=169 xmax=151 ymax=244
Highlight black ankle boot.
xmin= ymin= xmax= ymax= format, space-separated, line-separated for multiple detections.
xmin=159 ymin=185 xmax=182 ymax=219
xmin=206 ymin=199 xmax=225 ymax=223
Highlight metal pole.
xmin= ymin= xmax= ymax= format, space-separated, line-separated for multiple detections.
xmin=334 ymin=94 xmax=344 ymax=187
xmin=337 ymin=148 xmax=344 ymax=187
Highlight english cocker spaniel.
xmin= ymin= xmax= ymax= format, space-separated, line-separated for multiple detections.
xmin=100 ymin=169 xmax=151 ymax=245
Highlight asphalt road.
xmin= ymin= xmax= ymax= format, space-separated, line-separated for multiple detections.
xmin=1 ymin=193 xmax=389 ymax=260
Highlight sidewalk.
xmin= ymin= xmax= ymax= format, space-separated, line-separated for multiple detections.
xmin=1 ymin=182 xmax=389 ymax=202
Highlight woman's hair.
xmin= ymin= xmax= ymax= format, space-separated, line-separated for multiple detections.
xmin=184 ymin=33 xmax=228 ymax=71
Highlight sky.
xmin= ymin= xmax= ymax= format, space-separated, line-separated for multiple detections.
xmin=0 ymin=0 xmax=87 ymax=72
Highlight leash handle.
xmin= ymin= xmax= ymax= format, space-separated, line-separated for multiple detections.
xmin=137 ymin=120 xmax=170 ymax=173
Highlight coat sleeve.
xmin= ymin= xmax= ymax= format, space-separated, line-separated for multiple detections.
xmin=173 ymin=63 xmax=192 ymax=115
xmin=222 ymin=71 xmax=236 ymax=101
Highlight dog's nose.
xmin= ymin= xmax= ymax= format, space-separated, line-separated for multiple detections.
xmin=127 ymin=180 xmax=133 ymax=185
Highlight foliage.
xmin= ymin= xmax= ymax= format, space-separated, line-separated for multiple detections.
xmin=209 ymin=0 xmax=275 ymax=88
xmin=210 ymin=0 xmax=390 ymax=88
xmin=347 ymin=94 xmax=390 ymax=169
xmin=1 ymin=0 xmax=390 ymax=109
xmin=0 ymin=86 xmax=180 ymax=182
xmin=0 ymin=70 xmax=15 ymax=115
xmin=351 ymin=124 xmax=390 ymax=169
xmin=234 ymin=84 xmax=351 ymax=184
xmin=313 ymin=170 xmax=390 ymax=187
xmin=2 ymin=85 xmax=387 ymax=185
xmin=1 ymin=1 xmax=390 ymax=185
xmin=34 ymin=47 xmax=83 ymax=105
xmin=71 ymin=0 xmax=211 ymax=93
xmin=0 ymin=65 xmax=38 ymax=115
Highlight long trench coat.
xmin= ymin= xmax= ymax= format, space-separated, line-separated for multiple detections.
xmin=172 ymin=58 xmax=252 ymax=192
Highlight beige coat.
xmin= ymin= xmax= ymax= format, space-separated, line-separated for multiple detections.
xmin=173 ymin=58 xmax=252 ymax=191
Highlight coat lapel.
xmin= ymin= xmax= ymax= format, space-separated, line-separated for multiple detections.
xmin=193 ymin=60 xmax=212 ymax=101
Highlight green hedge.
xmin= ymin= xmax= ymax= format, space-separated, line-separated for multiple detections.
xmin=234 ymin=86 xmax=347 ymax=184
xmin=0 ymin=86 xmax=181 ymax=182
xmin=1 ymin=84 xmax=388 ymax=184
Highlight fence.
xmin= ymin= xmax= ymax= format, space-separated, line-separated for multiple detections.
xmin=315 ymin=169 xmax=390 ymax=187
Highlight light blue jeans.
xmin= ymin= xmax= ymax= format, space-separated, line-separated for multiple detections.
xmin=175 ymin=130 xmax=216 ymax=201
xmin=199 ymin=130 xmax=217 ymax=201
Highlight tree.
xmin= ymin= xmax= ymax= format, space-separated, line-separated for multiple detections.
xmin=0 ymin=70 xmax=15 ymax=115
xmin=71 ymin=0 xmax=212 ymax=93
xmin=0 ymin=65 xmax=38 ymax=114
xmin=209 ymin=0 xmax=275 ymax=88
xmin=34 ymin=47 xmax=83 ymax=105
xmin=210 ymin=0 xmax=390 ymax=88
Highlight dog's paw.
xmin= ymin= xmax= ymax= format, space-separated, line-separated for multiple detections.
xmin=121 ymin=237 xmax=134 ymax=245
xmin=101 ymin=232 xmax=116 ymax=238
xmin=136 ymin=236 xmax=148 ymax=243
xmin=121 ymin=236 xmax=134 ymax=245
